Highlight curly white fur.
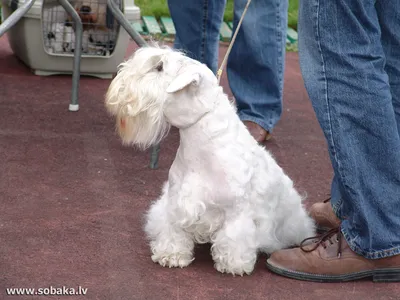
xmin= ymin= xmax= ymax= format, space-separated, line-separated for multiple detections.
xmin=105 ymin=45 xmax=316 ymax=276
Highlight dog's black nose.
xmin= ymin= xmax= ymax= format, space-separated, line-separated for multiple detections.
xmin=80 ymin=5 xmax=91 ymax=14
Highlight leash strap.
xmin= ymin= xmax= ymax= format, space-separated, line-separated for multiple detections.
xmin=217 ymin=0 xmax=252 ymax=84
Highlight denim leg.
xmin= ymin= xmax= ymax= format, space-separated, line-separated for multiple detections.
xmin=376 ymin=0 xmax=400 ymax=135
xmin=227 ymin=0 xmax=288 ymax=132
xmin=299 ymin=0 xmax=400 ymax=259
xmin=167 ymin=0 xmax=226 ymax=74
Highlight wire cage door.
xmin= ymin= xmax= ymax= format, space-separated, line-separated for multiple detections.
xmin=42 ymin=0 xmax=123 ymax=57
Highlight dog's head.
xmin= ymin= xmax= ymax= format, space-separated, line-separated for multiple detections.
xmin=105 ymin=45 xmax=218 ymax=149
xmin=74 ymin=0 xmax=98 ymax=25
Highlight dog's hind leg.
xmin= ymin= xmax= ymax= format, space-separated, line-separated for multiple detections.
xmin=278 ymin=202 xmax=316 ymax=247
xmin=144 ymin=183 xmax=195 ymax=268
xmin=211 ymin=213 xmax=258 ymax=276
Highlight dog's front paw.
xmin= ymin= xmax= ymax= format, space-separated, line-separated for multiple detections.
xmin=214 ymin=260 xmax=255 ymax=276
xmin=151 ymin=252 xmax=194 ymax=268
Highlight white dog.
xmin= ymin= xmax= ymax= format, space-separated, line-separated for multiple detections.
xmin=105 ymin=45 xmax=316 ymax=276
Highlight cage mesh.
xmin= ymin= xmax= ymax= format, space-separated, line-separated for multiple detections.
xmin=42 ymin=0 xmax=122 ymax=56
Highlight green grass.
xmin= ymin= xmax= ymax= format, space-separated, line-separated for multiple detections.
xmin=135 ymin=0 xmax=170 ymax=20
xmin=288 ymin=0 xmax=299 ymax=29
xmin=224 ymin=0 xmax=234 ymax=23
xmin=135 ymin=0 xmax=299 ymax=29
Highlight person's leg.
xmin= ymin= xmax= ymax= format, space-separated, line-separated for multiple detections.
xmin=309 ymin=0 xmax=400 ymax=228
xmin=308 ymin=0 xmax=400 ymax=230
xmin=167 ymin=0 xmax=226 ymax=74
xmin=300 ymin=0 xmax=400 ymax=258
xmin=376 ymin=1 xmax=400 ymax=135
xmin=227 ymin=0 xmax=288 ymax=135
xmin=266 ymin=0 xmax=400 ymax=282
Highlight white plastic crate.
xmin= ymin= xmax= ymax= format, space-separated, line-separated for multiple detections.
xmin=1 ymin=0 xmax=140 ymax=79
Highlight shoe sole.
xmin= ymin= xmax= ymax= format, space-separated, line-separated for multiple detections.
xmin=266 ymin=261 xmax=400 ymax=283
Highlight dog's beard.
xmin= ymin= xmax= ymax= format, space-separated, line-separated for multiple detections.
xmin=116 ymin=109 xmax=170 ymax=150
xmin=105 ymin=67 xmax=171 ymax=149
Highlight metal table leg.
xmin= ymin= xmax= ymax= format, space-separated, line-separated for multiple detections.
xmin=106 ymin=0 xmax=161 ymax=169
xmin=106 ymin=0 xmax=147 ymax=47
xmin=149 ymin=143 xmax=160 ymax=169
xmin=0 ymin=0 xmax=36 ymax=37
xmin=58 ymin=0 xmax=83 ymax=112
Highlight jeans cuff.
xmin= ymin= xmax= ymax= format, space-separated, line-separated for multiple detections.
xmin=331 ymin=197 xmax=343 ymax=219
xmin=341 ymin=223 xmax=400 ymax=259
xmin=238 ymin=114 xmax=274 ymax=133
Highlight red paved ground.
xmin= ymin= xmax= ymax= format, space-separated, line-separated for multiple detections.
xmin=1 ymin=35 xmax=398 ymax=300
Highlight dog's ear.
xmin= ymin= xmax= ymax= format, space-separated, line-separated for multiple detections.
xmin=166 ymin=70 xmax=200 ymax=93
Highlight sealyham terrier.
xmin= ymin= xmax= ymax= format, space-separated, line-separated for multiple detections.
xmin=105 ymin=45 xmax=316 ymax=276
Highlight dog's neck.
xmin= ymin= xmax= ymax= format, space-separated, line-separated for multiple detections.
xmin=177 ymin=86 xmax=239 ymax=149
xmin=165 ymin=84 xmax=224 ymax=130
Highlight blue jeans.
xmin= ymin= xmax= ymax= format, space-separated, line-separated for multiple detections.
xmin=167 ymin=0 xmax=288 ymax=132
xmin=299 ymin=0 xmax=400 ymax=259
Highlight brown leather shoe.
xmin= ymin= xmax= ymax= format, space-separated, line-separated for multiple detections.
xmin=266 ymin=228 xmax=400 ymax=282
xmin=309 ymin=198 xmax=341 ymax=233
xmin=243 ymin=121 xmax=272 ymax=143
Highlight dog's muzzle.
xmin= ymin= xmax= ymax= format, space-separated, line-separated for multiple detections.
xmin=119 ymin=117 xmax=126 ymax=129
xmin=80 ymin=5 xmax=91 ymax=14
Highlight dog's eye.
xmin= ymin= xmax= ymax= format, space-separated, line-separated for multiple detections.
xmin=155 ymin=61 xmax=163 ymax=72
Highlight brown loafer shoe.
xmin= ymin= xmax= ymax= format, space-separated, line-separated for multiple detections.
xmin=243 ymin=121 xmax=272 ymax=143
xmin=309 ymin=197 xmax=341 ymax=233
xmin=266 ymin=228 xmax=400 ymax=282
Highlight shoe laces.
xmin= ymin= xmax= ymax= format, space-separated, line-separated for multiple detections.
xmin=299 ymin=228 xmax=343 ymax=258
xmin=322 ymin=196 xmax=331 ymax=203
